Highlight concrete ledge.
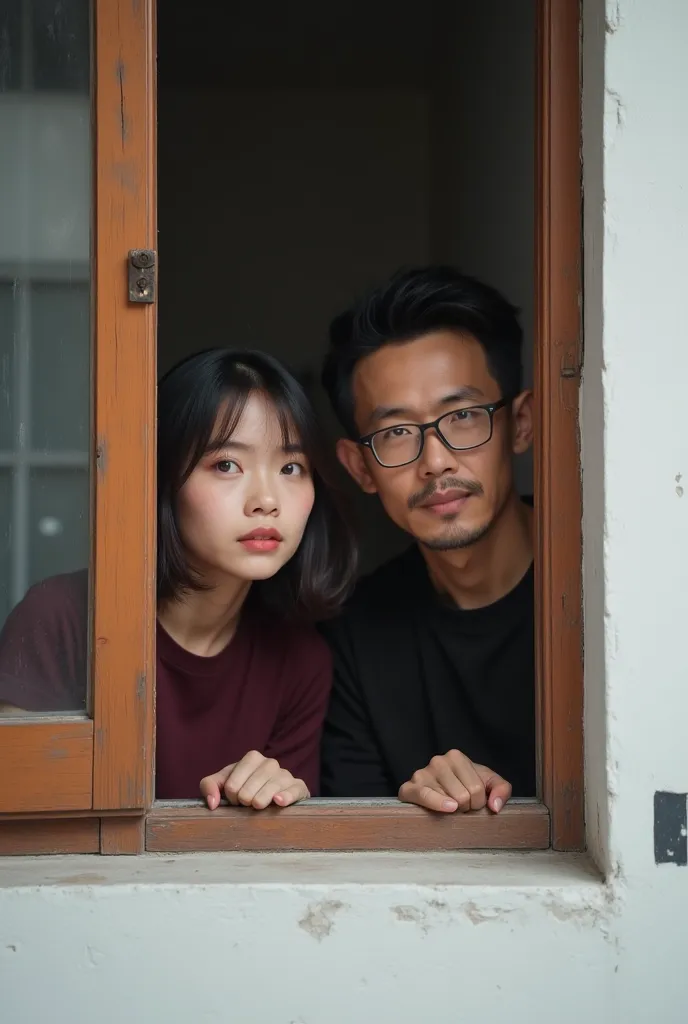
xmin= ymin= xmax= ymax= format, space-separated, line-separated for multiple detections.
xmin=0 ymin=849 xmax=603 ymax=889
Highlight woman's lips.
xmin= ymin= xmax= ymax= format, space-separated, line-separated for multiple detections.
xmin=238 ymin=528 xmax=282 ymax=553
xmin=240 ymin=538 xmax=281 ymax=552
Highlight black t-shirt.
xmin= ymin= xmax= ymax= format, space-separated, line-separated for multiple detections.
xmin=320 ymin=544 xmax=535 ymax=798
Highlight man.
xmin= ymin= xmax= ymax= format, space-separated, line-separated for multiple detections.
xmin=319 ymin=266 xmax=534 ymax=814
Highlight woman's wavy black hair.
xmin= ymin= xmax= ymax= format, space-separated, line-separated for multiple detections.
xmin=157 ymin=348 xmax=357 ymax=620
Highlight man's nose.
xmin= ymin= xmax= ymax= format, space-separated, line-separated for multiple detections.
xmin=418 ymin=429 xmax=460 ymax=477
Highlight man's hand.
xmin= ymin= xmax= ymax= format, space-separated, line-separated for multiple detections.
xmin=398 ymin=749 xmax=512 ymax=814
xmin=200 ymin=751 xmax=310 ymax=811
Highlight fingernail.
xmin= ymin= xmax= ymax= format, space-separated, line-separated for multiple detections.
xmin=208 ymin=795 xmax=216 ymax=810
xmin=493 ymin=798 xmax=503 ymax=813
xmin=442 ymin=799 xmax=458 ymax=811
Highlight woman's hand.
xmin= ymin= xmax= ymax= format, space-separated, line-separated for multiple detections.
xmin=200 ymin=750 xmax=310 ymax=810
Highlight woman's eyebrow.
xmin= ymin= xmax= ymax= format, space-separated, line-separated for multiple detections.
xmin=205 ymin=439 xmax=251 ymax=454
xmin=204 ymin=440 xmax=305 ymax=454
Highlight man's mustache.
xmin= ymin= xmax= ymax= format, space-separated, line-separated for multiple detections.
xmin=407 ymin=477 xmax=483 ymax=510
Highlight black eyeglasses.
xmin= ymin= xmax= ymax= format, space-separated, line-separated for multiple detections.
xmin=358 ymin=398 xmax=511 ymax=468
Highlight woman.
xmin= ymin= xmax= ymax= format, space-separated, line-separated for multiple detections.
xmin=0 ymin=350 xmax=356 ymax=809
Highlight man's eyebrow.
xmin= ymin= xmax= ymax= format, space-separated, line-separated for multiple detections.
xmin=368 ymin=387 xmax=486 ymax=425
xmin=436 ymin=387 xmax=485 ymax=406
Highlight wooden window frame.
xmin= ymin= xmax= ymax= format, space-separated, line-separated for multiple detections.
xmin=0 ymin=0 xmax=583 ymax=857
xmin=0 ymin=0 xmax=156 ymax=838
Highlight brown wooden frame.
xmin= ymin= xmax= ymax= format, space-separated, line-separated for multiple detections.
xmin=145 ymin=0 xmax=583 ymax=856
xmin=0 ymin=0 xmax=156 ymax=841
xmin=147 ymin=801 xmax=549 ymax=853
xmin=0 ymin=0 xmax=583 ymax=856
xmin=534 ymin=0 xmax=584 ymax=851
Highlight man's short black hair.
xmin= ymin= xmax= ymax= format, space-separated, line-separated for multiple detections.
xmin=321 ymin=266 xmax=524 ymax=437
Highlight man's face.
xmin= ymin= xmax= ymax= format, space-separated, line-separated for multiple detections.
xmin=336 ymin=331 xmax=533 ymax=551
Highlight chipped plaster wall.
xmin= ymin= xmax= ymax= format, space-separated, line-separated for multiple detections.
xmin=2 ymin=1 xmax=688 ymax=1021
xmin=0 ymin=853 xmax=616 ymax=1023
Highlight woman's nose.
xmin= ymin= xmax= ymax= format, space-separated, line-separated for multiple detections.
xmin=244 ymin=478 xmax=279 ymax=517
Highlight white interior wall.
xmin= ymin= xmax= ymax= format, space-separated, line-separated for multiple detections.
xmin=5 ymin=2 xmax=688 ymax=1022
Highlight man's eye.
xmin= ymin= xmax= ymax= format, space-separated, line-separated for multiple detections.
xmin=215 ymin=459 xmax=240 ymax=474
xmin=453 ymin=410 xmax=476 ymax=421
xmin=383 ymin=426 xmax=411 ymax=440
xmin=281 ymin=462 xmax=306 ymax=476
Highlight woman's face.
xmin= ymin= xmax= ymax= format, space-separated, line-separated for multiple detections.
xmin=176 ymin=393 xmax=315 ymax=584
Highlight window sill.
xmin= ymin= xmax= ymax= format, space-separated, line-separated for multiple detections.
xmin=0 ymin=848 xmax=601 ymax=890
xmin=0 ymin=799 xmax=552 ymax=857
xmin=147 ymin=797 xmax=549 ymax=853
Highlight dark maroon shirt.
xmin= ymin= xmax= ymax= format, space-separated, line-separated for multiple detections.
xmin=0 ymin=571 xmax=332 ymax=798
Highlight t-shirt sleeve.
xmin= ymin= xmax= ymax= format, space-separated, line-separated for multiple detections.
xmin=319 ymin=617 xmax=395 ymax=797
xmin=0 ymin=573 xmax=88 ymax=712
xmin=264 ymin=630 xmax=333 ymax=796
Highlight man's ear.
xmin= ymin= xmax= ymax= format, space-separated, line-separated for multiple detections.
xmin=336 ymin=438 xmax=378 ymax=494
xmin=511 ymin=390 xmax=533 ymax=455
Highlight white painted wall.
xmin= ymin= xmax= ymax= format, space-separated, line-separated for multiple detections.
xmin=2 ymin=2 xmax=688 ymax=1021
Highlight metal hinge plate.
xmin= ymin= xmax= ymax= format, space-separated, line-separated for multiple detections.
xmin=128 ymin=249 xmax=156 ymax=304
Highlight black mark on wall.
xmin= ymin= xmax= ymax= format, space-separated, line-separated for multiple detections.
xmin=654 ymin=791 xmax=687 ymax=866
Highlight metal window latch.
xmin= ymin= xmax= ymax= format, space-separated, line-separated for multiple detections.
xmin=128 ymin=249 xmax=156 ymax=303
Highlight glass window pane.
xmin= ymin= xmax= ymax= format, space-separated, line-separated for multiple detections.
xmin=28 ymin=468 xmax=89 ymax=585
xmin=32 ymin=0 xmax=90 ymax=93
xmin=0 ymin=284 xmax=15 ymax=448
xmin=0 ymin=1 xmax=22 ymax=93
xmin=0 ymin=472 xmax=11 ymax=626
xmin=30 ymin=282 xmax=90 ymax=451
xmin=0 ymin=0 xmax=90 ymax=717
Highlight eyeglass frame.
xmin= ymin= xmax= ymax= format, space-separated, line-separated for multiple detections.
xmin=357 ymin=397 xmax=512 ymax=468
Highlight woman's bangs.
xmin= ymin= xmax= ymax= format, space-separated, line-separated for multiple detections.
xmin=272 ymin=390 xmax=305 ymax=451
xmin=178 ymin=387 xmax=249 ymax=485
xmin=205 ymin=388 xmax=250 ymax=453
xmin=201 ymin=385 xmax=304 ymax=457
xmin=174 ymin=356 xmax=314 ymax=489
xmin=243 ymin=382 xmax=308 ymax=455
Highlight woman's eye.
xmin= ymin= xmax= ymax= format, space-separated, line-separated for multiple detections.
xmin=281 ymin=462 xmax=305 ymax=477
xmin=215 ymin=459 xmax=241 ymax=474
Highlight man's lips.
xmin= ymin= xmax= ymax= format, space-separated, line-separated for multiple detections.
xmin=238 ymin=528 xmax=283 ymax=552
xmin=419 ymin=489 xmax=472 ymax=514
